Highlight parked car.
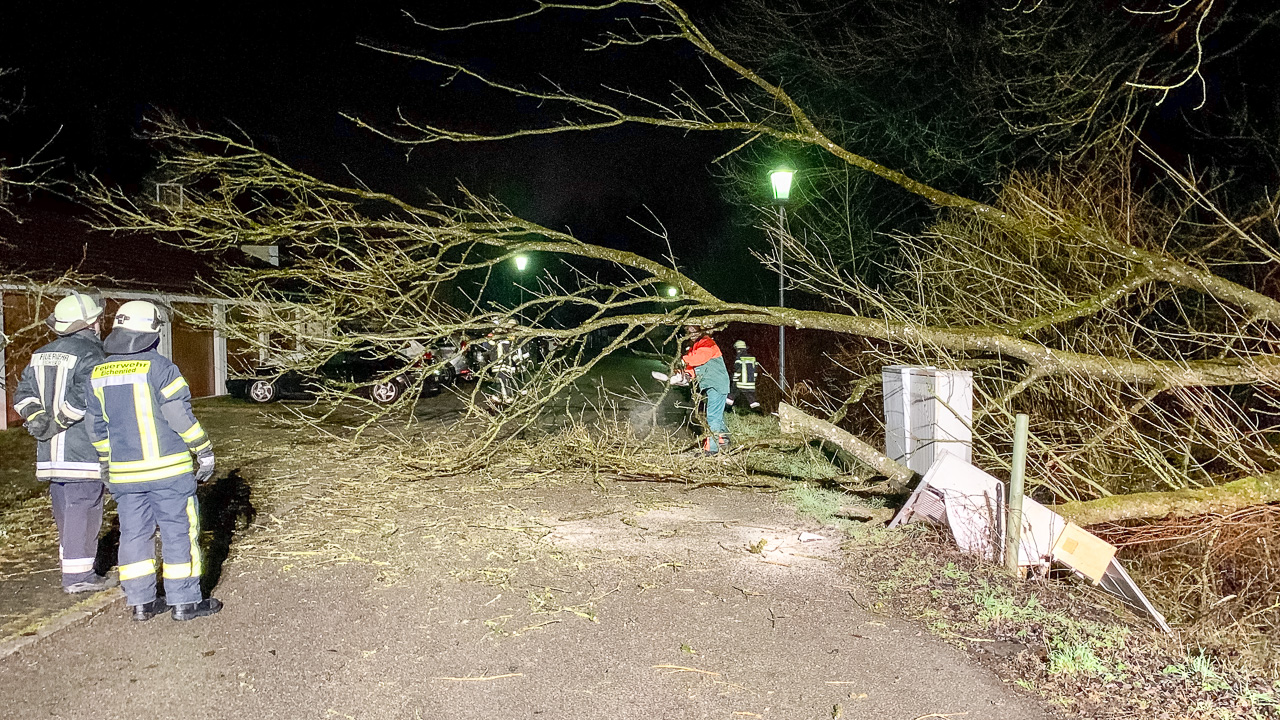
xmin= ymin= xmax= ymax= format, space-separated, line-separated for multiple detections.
xmin=227 ymin=343 xmax=445 ymax=405
xmin=429 ymin=334 xmax=493 ymax=384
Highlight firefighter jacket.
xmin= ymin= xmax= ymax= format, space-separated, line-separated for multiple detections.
xmin=733 ymin=351 xmax=757 ymax=390
xmin=681 ymin=337 xmax=730 ymax=394
xmin=85 ymin=349 xmax=212 ymax=492
xmin=492 ymin=337 xmax=530 ymax=363
xmin=11 ymin=330 xmax=106 ymax=482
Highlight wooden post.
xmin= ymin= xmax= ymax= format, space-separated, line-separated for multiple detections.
xmin=0 ymin=291 xmax=7 ymax=431
xmin=1005 ymin=413 xmax=1029 ymax=575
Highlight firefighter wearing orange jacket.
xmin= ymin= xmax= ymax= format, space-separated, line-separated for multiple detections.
xmin=679 ymin=324 xmax=731 ymax=454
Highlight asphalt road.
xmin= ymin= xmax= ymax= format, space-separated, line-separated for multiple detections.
xmin=0 ymin=481 xmax=1055 ymax=720
xmin=0 ymin=354 xmax=1058 ymax=719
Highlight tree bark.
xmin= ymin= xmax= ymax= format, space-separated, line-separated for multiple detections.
xmin=777 ymin=402 xmax=916 ymax=491
xmin=1053 ymin=472 xmax=1280 ymax=526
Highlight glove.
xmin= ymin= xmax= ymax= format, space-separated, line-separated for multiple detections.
xmin=99 ymin=459 xmax=110 ymax=481
xmin=24 ymin=413 xmax=58 ymax=441
xmin=194 ymin=450 xmax=216 ymax=484
xmin=668 ymin=372 xmax=690 ymax=387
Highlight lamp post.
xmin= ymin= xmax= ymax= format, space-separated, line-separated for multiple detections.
xmin=769 ymin=166 xmax=794 ymax=395
xmin=513 ymin=254 xmax=529 ymax=322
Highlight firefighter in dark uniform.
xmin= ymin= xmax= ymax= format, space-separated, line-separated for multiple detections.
xmin=484 ymin=320 xmax=529 ymax=408
xmin=12 ymin=291 xmax=116 ymax=593
xmin=726 ymin=340 xmax=761 ymax=413
xmin=84 ymin=301 xmax=222 ymax=621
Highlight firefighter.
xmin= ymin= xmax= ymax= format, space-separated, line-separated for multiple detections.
xmin=84 ymin=300 xmax=222 ymax=621
xmin=485 ymin=320 xmax=528 ymax=408
xmin=677 ymin=324 xmax=731 ymax=454
xmin=727 ymin=339 xmax=761 ymax=413
xmin=12 ymin=291 xmax=116 ymax=593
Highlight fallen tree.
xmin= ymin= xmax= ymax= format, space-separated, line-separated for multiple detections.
xmin=777 ymin=402 xmax=914 ymax=491
xmin=1055 ymin=473 xmax=1280 ymax=527
xmin=86 ymin=1 xmax=1280 ymax=511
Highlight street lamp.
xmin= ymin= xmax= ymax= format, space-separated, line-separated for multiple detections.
xmin=769 ymin=166 xmax=794 ymax=395
xmin=770 ymin=167 xmax=794 ymax=203
xmin=666 ymin=286 xmax=679 ymax=297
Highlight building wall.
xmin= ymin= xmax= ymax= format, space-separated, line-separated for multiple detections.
xmin=172 ymin=303 xmax=216 ymax=398
xmin=224 ymin=304 xmax=259 ymax=376
xmin=3 ymin=289 xmax=229 ymax=429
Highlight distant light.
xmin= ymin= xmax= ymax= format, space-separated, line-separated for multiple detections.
xmin=770 ymin=167 xmax=795 ymax=204
xmin=514 ymin=255 xmax=529 ymax=272
xmin=666 ymin=287 xmax=679 ymax=297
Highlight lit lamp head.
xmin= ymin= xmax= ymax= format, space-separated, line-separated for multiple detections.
xmin=514 ymin=255 xmax=530 ymax=272
xmin=666 ymin=286 xmax=679 ymax=297
xmin=769 ymin=166 xmax=795 ymax=205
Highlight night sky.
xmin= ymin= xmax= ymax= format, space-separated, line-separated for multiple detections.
xmin=4 ymin=2 xmax=1278 ymax=306
xmin=1 ymin=2 xmax=754 ymax=294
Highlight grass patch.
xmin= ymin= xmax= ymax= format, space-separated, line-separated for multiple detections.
xmin=728 ymin=414 xmax=852 ymax=481
xmin=783 ymin=485 xmax=848 ymax=525
xmin=777 ymin=484 xmax=897 ymax=543
xmin=1046 ymin=643 xmax=1109 ymax=676
xmin=849 ymin=527 xmax=1280 ymax=718
xmin=725 ymin=412 xmax=780 ymax=443
xmin=745 ymin=450 xmax=842 ymax=480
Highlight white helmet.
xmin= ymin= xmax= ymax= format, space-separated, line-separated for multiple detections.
xmin=48 ymin=290 xmax=104 ymax=335
xmin=113 ymin=300 xmax=165 ymax=333
xmin=733 ymin=340 xmax=747 ymax=350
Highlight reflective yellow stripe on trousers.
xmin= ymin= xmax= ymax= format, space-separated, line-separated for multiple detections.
xmin=119 ymin=559 xmax=156 ymax=581
xmin=163 ymin=497 xmax=203 ymax=579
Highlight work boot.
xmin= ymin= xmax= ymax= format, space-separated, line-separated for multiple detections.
xmin=130 ymin=598 xmax=167 ymax=622
xmin=171 ymin=598 xmax=223 ymax=621
xmin=63 ymin=574 xmax=118 ymax=594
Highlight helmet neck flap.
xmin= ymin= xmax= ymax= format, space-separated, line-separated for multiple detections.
xmin=103 ymin=327 xmax=160 ymax=355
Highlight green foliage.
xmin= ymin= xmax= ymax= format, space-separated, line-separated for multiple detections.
xmin=783 ymin=485 xmax=848 ymax=525
xmin=725 ymin=412 xmax=780 ymax=443
xmin=941 ymin=562 xmax=970 ymax=582
xmin=744 ymin=446 xmax=842 ymax=480
xmin=1047 ymin=643 xmax=1108 ymax=676
xmin=1163 ymin=652 xmax=1234 ymax=693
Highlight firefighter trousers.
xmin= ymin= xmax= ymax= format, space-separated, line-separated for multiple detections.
xmin=727 ymin=388 xmax=759 ymax=411
xmin=49 ymin=481 xmax=104 ymax=586
xmin=114 ymin=477 xmax=203 ymax=606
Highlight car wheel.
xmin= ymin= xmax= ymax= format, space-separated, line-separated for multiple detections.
xmin=370 ymin=379 xmax=404 ymax=405
xmin=437 ymin=363 xmax=457 ymax=386
xmin=248 ymin=379 xmax=278 ymax=403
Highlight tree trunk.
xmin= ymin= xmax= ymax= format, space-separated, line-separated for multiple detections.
xmin=777 ymin=402 xmax=916 ymax=491
xmin=1053 ymin=473 xmax=1280 ymax=526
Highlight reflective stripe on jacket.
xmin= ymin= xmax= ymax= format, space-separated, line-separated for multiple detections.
xmin=85 ymin=350 xmax=210 ymax=488
xmin=733 ymin=353 xmax=757 ymax=390
xmin=12 ymin=330 xmax=105 ymax=482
